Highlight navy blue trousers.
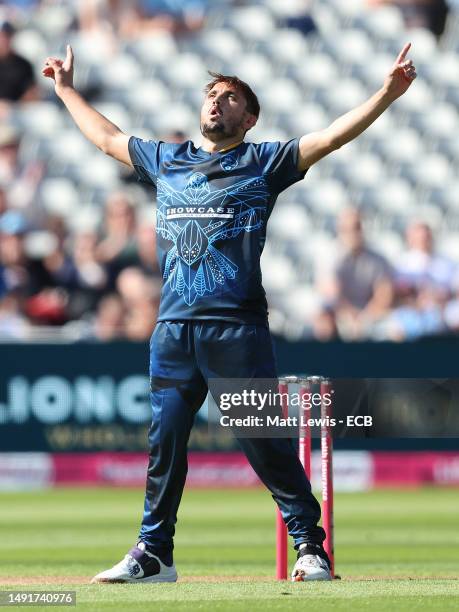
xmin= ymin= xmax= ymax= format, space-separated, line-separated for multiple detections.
xmin=139 ymin=321 xmax=325 ymax=559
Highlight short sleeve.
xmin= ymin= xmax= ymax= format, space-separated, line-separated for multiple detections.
xmin=376 ymin=257 xmax=393 ymax=283
xmin=255 ymin=138 xmax=307 ymax=195
xmin=21 ymin=57 xmax=35 ymax=90
xmin=128 ymin=136 xmax=163 ymax=186
xmin=368 ymin=253 xmax=393 ymax=283
xmin=0 ymin=266 xmax=6 ymax=298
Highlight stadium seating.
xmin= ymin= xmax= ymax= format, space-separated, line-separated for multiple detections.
xmin=4 ymin=0 xmax=459 ymax=340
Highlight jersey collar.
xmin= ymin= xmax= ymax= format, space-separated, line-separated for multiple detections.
xmin=195 ymin=140 xmax=244 ymax=157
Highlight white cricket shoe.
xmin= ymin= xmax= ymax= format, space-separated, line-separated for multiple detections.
xmin=291 ymin=544 xmax=332 ymax=582
xmin=91 ymin=542 xmax=178 ymax=584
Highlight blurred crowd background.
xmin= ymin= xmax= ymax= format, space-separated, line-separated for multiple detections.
xmin=1 ymin=0 xmax=459 ymax=342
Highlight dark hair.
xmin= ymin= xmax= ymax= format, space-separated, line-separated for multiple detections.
xmin=204 ymin=71 xmax=260 ymax=118
xmin=0 ymin=20 xmax=15 ymax=35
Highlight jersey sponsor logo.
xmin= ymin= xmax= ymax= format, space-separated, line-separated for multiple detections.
xmin=220 ymin=153 xmax=239 ymax=172
xmin=166 ymin=206 xmax=235 ymax=220
xmin=156 ymin=172 xmax=268 ymax=305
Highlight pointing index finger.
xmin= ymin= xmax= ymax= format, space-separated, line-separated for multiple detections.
xmin=63 ymin=44 xmax=74 ymax=71
xmin=396 ymin=42 xmax=411 ymax=64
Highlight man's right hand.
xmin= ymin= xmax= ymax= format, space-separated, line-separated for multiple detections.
xmin=40 ymin=43 xmax=131 ymax=167
xmin=42 ymin=45 xmax=74 ymax=96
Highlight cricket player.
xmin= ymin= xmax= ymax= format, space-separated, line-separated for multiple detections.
xmin=42 ymin=42 xmax=416 ymax=582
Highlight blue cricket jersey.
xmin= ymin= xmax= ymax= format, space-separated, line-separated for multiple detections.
xmin=128 ymin=137 xmax=307 ymax=324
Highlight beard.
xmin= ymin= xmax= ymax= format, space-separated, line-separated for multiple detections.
xmin=200 ymin=116 xmax=241 ymax=140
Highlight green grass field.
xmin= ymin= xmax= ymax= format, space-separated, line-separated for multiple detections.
xmin=0 ymin=487 xmax=458 ymax=611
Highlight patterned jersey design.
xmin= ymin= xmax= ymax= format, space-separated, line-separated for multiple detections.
xmin=156 ymin=172 xmax=269 ymax=306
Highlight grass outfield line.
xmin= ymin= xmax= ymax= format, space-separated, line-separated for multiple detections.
xmin=0 ymin=487 xmax=458 ymax=610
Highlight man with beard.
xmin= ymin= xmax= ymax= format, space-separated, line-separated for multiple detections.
xmin=42 ymin=43 xmax=416 ymax=583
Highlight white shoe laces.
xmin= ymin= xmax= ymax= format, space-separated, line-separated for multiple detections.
xmin=299 ymin=555 xmax=327 ymax=567
xmin=292 ymin=553 xmax=331 ymax=582
xmin=296 ymin=554 xmax=327 ymax=570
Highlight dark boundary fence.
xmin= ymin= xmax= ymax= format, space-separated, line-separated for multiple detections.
xmin=1 ymin=338 xmax=458 ymax=452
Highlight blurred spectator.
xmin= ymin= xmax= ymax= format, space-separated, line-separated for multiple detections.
xmin=311 ymin=306 xmax=340 ymax=342
xmin=0 ymin=209 xmax=32 ymax=337
xmin=0 ymin=185 xmax=7 ymax=216
xmin=385 ymin=286 xmax=447 ymax=341
xmin=116 ymin=267 xmax=159 ymax=340
xmin=281 ymin=0 xmax=317 ymax=37
xmin=21 ymin=226 xmax=72 ymax=325
xmin=395 ymin=221 xmax=457 ymax=300
xmin=81 ymin=0 xmax=205 ymax=39
xmin=136 ymin=221 xmax=161 ymax=278
xmin=444 ymin=277 xmax=459 ymax=332
xmin=67 ymin=229 xmax=108 ymax=318
xmin=0 ymin=291 xmax=30 ymax=338
xmin=116 ymin=266 xmax=152 ymax=306
xmin=31 ymin=231 xmax=73 ymax=290
xmin=78 ymin=0 xmax=130 ymax=33
xmin=1 ymin=1 xmax=40 ymax=18
xmin=0 ymin=19 xmax=38 ymax=106
xmin=0 ymin=209 xmax=68 ymax=325
xmin=120 ymin=0 xmax=208 ymax=37
xmin=92 ymin=293 xmax=125 ymax=341
xmin=78 ymin=0 xmax=133 ymax=50
xmin=96 ymin=191 xmax=138 ymax=287
xmin=44 ymin=215 xmax=68 ymax=250
xmin=235 ymin=0 xmax=317 ymax=35
xmin=0 ymin=211 xmax=67 ymax=325
xmin=0 ymin=124 xmax=45 ymax=212
xmin=24 ymin=287 xmax=68 ymax=325
xmin=367 ymin=0 xmax=449 ymax=38
xmin=0 ymin=263 xmax=5 ymax=298
xmin=72 ymin=230 xmax=106 ymax=288
xmin=320 ymin=208 xmax=394 ymax=340
xmin=124 ymin=299 xmax=157 ymax=340
xmin=0 ymin=124 xmax=20 ymax=184
xmin=0 ymin=209 xmax=31 ymax=295
xmin=21 ymin=224 xmax=111 ymax=324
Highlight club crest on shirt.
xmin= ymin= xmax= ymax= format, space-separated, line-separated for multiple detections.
xmin=220 ymin=153 xmax=239 ymax=172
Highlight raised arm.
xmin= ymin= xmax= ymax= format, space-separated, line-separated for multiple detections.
xmin=297 ymin=43 xmax=417 ymax=171
xmin=42 ymin=45 xmax=132 ymax=167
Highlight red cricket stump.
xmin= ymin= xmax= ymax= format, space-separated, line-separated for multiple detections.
xmin=275 ymin=508 xmax=288 ymax=580
xmin=320 ymin=378 xmax=335 ymax=578
xmin=275 ymin=376 xmax=335 ymax=580
xmin=276 ymin=379 xmax=289 ymax=580
xmin=299 ymin=378 xmax=311 ymax=479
